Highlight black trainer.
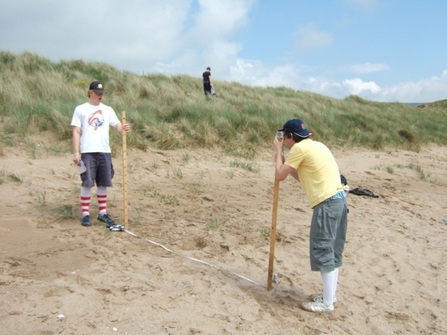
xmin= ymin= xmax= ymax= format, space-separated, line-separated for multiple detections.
xmin=81 ymin=215 xmax=91 ymax=227
xmin=97 ymin=213 xmax=116 ymax=228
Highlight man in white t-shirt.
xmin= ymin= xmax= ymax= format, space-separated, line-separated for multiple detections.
xmin=71 ymin=81 xmax=131 ymax=227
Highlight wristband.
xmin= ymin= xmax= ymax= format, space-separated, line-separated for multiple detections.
xmin=74 ymin=153 xmax=80 ymax=156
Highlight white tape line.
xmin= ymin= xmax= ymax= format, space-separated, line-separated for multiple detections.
xmin=183 ymin=256 xmax=218 ymax=269
xmin=145 ymin=238 xmax=264 ymax=287
xmin=124 ymin=230 xmax=137 ymax=237
xmin=231 ymin=273 xmax=262 ymax=286
xmin=122 ymin=233 xmax=265 ymax=287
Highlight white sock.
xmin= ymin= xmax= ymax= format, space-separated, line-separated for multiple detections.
xmin=333 ymin=267 xmax=339 ymax=299
xmin=321 ymin=270 xmax=336 ymax=307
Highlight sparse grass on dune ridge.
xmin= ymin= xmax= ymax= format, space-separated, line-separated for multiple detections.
xmin=0 ymin=50 xmax=446 ymax=159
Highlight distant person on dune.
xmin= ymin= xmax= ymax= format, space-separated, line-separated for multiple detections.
xmin=202 ymin=67 xmax=216 ymax=96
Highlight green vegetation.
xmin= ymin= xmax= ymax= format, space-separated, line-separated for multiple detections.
xmin=1 ymin=50 xmax=446 ymax=159
xmin=372 ymin=162 xmax=431 ymax=180
xmin=408 ymin=164 xmax=429 ymax=180
xmin=258 ymin=227 xmax=270 ymax=239
xmin=51 ymin=204 xmax=76 ymax=220
xmin=8 ymin=172 xmax=23 ymax=183
xmin=229 ymin=160 xmax=260 ymax=172
xmin=205 ymin=218 xmax=226 ymax=230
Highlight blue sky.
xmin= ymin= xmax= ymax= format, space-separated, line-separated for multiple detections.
xmin=1 ymin=0 xmax=446 ymax=102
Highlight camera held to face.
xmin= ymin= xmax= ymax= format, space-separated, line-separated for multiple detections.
xmin=276 ymin=130 xmax=284 ymax=139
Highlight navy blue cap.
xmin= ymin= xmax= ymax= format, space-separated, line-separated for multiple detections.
xmin=278 ymin=119 xmax=311 ymax=138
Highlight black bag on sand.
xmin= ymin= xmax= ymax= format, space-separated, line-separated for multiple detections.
xmin=349 ymin=187 xmax=379 ymax=198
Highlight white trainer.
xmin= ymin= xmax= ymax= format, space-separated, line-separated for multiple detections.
xmin=310 ymin=293 xmax=338 ymax=304
xmin=301 ymin=301 xmax=334 ymax=313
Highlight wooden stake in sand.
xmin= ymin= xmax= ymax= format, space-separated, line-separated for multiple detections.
xmin=121 ymin=111 xmax=129 ymax=230
xmin=267 ymin=178 xmax=280 ymax=290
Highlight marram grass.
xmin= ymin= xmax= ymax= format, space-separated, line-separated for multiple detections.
xmin=0 ymin=50 xmax=446 ymax=158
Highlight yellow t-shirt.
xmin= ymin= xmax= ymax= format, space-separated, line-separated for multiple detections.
xmin=284 ymin=139 xmax=342 ymax=208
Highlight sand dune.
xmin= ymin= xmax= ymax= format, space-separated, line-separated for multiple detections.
xmin=0 ymin=145 xmax=446 ymax=334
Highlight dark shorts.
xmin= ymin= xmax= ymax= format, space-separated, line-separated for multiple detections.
xmin=80 ymin=153 xmax=114 ymax=188
xmin=203 ymin=81 xmax=212 ymax=94
xmin=309 ymin=197 xmax=348 ymax=272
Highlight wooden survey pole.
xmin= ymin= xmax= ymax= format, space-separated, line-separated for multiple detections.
xmin=121 ymin=111 xmax=128 ymax=230
xmin=267 ymin=178 xmax=280 ymax=290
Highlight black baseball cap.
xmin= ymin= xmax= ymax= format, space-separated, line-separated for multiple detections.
xmin=89 ymin=81 xmax=104 ymax=94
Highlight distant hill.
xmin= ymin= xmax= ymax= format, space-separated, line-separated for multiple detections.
xmin=415 ymin=99 xmax=447 ymax=109
xmin=406 ymin=103 xmax=425 ymax=107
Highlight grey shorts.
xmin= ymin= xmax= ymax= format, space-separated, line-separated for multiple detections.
xmin=309 ymin=197 xmax=348 ymax=272
xmin=80 ymin=153 xmax=114 ymax=188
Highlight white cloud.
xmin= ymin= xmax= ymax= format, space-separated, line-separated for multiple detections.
xmin=309 ymin=70 xmax=447 ymax=102
xmin=293 ymin=24 xmax=333 ymax=52
xmin=150 ymin=0 xmax=255 ymax=77
xmin=0 ymin=0 xmax=192 ymax=73
xmin=203 ymin=41 xmax=244 ymax=70
xmin=346 ymin=62 xmax=389 ymax=74
xmin=229 ymin=59 xmax=298 ymax=87
xmin=154 ymin=40 xmax=244 ymax=77
xmin=342 ymin=78 xmax=381 ymax=95
xmin=319 ymin=80 xmax=343 ymax=91
xmin=229 ymin=59 xmax=446 ymax=103
xmin=251 ymin=65 xmax=300 ymax=88
xmin=377 ymin=70 xmax=447 ymax=102
xmin=190 ymin=0 xmax=255 ymax=40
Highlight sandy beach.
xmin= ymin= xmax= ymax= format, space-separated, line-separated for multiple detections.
xmin=0 ymin=144 xmax=446 ymax=334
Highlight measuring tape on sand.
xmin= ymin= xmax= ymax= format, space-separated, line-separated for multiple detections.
xmin=124 ymin=230 xmax=265 ymax=287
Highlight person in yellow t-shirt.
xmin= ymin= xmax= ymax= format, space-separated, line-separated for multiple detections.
xmin=274 ymin=119 xmax=348 ymax=313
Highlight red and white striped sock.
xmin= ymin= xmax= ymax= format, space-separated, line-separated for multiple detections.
xmin=97 ymin=186 xmax=108 ymax=215
xmin=80 ymin=187 xmax=92 ymax=217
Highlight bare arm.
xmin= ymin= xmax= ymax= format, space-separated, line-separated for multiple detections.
xmin=275 ymin=153 xmax=295 ymax=181
xmin=72 ymin=126 xmax=81 ymax=164
xmin=115 ymin=122 xmax=131 ymax=133
xmin=274 ymin=137 xmax=295 ymax=181
xmin=289 ymin=167 xmax=299 ymax=181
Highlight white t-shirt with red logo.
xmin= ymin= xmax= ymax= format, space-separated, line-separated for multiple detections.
xmin=71 ymin=102 xmax=120 ymax=153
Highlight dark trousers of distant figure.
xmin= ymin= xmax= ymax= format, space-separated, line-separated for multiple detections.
xmin=203 ymin=81 xmax=212 ymax=95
